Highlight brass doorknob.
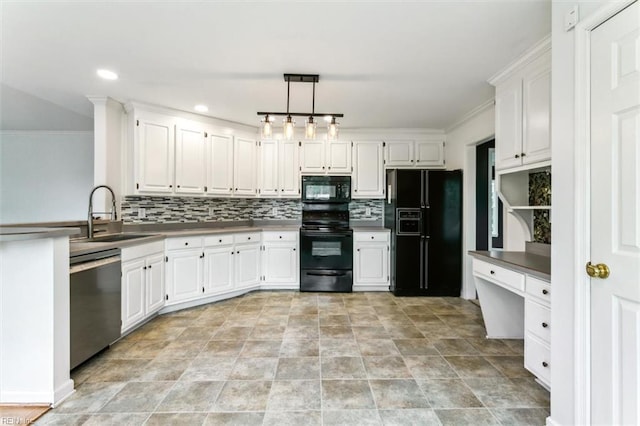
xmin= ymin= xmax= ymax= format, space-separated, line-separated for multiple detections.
xmin=586 ymin=262 xmax=610 ymax=279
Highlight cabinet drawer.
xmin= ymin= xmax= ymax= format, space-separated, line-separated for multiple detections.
xmin=262 ymin=231 xmax=297 ymax=243
xmin=234 ymin=232 xmax=261 ymax=244
xmin=472 ymin=259 xmax=525 ymax=293
xmin=203 ymin=234 xmax=233 ymax=247
xmin=354 ymin=231 xmax=389 ymax=242
xmin=166 ymin=236 xmax=202 ymax=250
xmin=121 ymin=240 xmax=165 ymax=262
xmin=526 ymin=275 xmax=551 ymax=305
xmin=525 ymin=299 xmax=550 ymax=343
xmin=525 ymin=333 xmax=551 ymax=385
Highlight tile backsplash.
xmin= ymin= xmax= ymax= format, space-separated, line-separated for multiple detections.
xmin=529 ymin=170 xmax=551 ymax=244
xmin=121 ymin=196 xmax=383 ymax=224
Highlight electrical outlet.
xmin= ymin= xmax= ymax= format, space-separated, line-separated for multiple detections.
xmin=272 ymin=207 xmax=278 ymax=216
xmin=365 ymin=207 xmax=372 ymax=216
xmin=138 ymin=207 xmax=146 ymax=218
xmin=209 ymin=207 xmax=215 ymax=216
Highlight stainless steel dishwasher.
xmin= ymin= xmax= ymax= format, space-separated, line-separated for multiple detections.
xmin=69 ymin=248 xmax=121 ymax=369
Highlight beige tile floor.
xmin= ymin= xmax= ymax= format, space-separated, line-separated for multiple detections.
xmin=37 ymin=291 xmax=549 ymax=425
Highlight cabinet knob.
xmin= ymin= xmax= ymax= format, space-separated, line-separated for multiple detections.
xmin=293 ymin=248 xmax=296 ymax=251
xmin=235 ymin=188 xmax=238 ymax=191
xmin=185 ymin=242 xmax=188 ymax=246
xmin=542 ymin=289 xmax=549 ymax=295
xmin=143 ymin=266 xmax=147 ymax=270
xmin=229 ymin=188 xmax=232 ymax=191
xmin=169 ymin=184 xmax=173 ymax=188
xmin=542 ymin=322 xmax=548 ymax=328
xmin=281 ymin=189 xmax=284 ymax=192
xmin=542 ymin=361 xmax=549 ymax=368
xmin=357 ymin=248 xmax=360 ymax=252
xmin=411 ymin=159 xmax=414 ymax=162
xmin=521 ymin=152 xmax=526 ymax=157
xmin=322 ymin=166 xmax=325 ymax=170
xmin=515 ymin=154 xmax=520 ymax=159
xmin=248 ymin=237 xmax=251 ymax=240
xmin=148 ymin=265 xmax=152 ymax=269
xmin=279 ymin=236 xmax=282 ymax=239
xmin=371 ymin=236 xmax=374 ymax=239
xmin=219 ymin=239 xmax=222 ymax=243
xmin=177 ymin=185 xmax=181 ymax=188
xmin=490 ymin=270 xmax=495 ymax=275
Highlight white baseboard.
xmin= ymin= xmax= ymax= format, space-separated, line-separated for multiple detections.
xmin=545 ymin=416 xmax=560 ymax=426
xmin=53 ymin=380 xmax=75 ymax=407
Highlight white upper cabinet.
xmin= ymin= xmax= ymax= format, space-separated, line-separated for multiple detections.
xmin=491 ymin=41 xmax=551 ymax=171
xmin=206 ymin=133 xmax=234 ymax=196
xmin=521 ymin=54 xmax=551 ymax=166
xmin=300 ymin=140 xmax=351 ymax=174
xmin=258 ymin=140 xmax=279 ymax=196
xmin=258 ymin=140 xmax=300 ymax=197
xmin=384 ymin=140 xmax=445 ymax=168
xmin=352 ymin=141 xmax=384 ymax=198
xmin=175 ymin=121 xmax=206 ymax=194
xmin=326 ymin=141 xmax=352 ymax=174
xmin=279 ymin=140 xmax=300 ymax=196
xmin=233 ymin=137 xmax=257 ymax=196
xmin=135 ymin=112 xmax=176 ymax=193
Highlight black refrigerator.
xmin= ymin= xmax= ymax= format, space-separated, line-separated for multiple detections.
xmin=384 ymin=169 xmax=462 ymax=296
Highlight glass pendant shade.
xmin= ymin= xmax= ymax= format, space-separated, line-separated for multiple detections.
xmin=305 ymin=116 xmax=317 ymax=139
xmin=327 ymin=117 xmax=339 ymax=140
xmin=283 ymin=116 xmax=295 ymax=140
xmin=261 ymin=116 xmax=273 ymax=139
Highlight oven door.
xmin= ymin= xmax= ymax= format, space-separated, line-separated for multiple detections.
xmin=300 ymin=229 xmax=353 ymax=270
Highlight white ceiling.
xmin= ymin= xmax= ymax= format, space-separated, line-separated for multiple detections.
xmin=1 ymin=0 xmax=551 ymax=130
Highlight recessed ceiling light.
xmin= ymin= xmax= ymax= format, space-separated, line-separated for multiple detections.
xmin=194 ymin=105 xmax=208 ymax=113
xmin=96 ymin=69 xmax=118 ymax=80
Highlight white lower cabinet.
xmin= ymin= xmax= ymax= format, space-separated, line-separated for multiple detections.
xmin=121 ymin=241 xmax=165 ymax=333
xmin=204 ymin=245 xmax=234 ymax=295
xmin=235 ymin=240 xmax=261 ymax=290
xmin=165 ymin=237 xmax=205 ymax=305
xmin=524 ymin=275 xmax=551 ymax=388
xmin=261 ymin=231 xmax=298 ymax=288
xmin=353 ymin=230 xmax=389 ymax=290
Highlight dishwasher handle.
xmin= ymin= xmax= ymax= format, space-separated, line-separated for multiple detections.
xmin=70 ymin=256 xmax=121 ymax=274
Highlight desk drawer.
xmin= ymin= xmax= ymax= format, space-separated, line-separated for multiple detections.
xmin=525 ymin=333 xmax=551 ymax=386
xmin=525 ymin=299 xmax=551 ymax=343
xmin=526 ymin=275 xmax=551 ymax=305
xmin=473 ymin=259 xmax=525 ymax=293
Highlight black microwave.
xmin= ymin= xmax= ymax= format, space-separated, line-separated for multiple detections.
xmin=301 ymin=175 xmax=351 ymax=203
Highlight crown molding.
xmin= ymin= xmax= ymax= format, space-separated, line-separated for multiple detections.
xmin=488 ymin=34 xmax=551 ymax=86
xmin=445 ymin=98 xmax=495 ymax=133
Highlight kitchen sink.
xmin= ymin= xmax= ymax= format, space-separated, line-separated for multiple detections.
xmin=86 ymin=233 xmax=152 ymax=243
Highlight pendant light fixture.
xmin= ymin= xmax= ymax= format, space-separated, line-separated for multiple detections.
xmin=258 ymin=74 xmax=343 ymax=141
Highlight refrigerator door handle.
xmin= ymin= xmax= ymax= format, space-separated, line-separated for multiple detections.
xmin=423 ymin=239 xmax=429 ymax=290
xmin=421 ymin=207 xmax=431 ymax=238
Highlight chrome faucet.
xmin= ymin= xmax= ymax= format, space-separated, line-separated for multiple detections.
xmin=88 ymin=185 xmax=117 ymax=239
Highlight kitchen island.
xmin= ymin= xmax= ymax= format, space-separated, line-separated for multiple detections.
xmin=0 ymin=227 xmax=78 ymax=405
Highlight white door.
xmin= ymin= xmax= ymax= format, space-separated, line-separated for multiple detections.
xmin=353 ymin=141 xmax=385 ymax=198
xmin=279 ymin=140 xmax=300 ymax=197
xmin=494 ymin=77 xmax=523 ymax=170
xmin=522 ymin=54 xmax=551 ymax=165
xmin=258 ymin=140 xmax=279 ymax=196
xmin=166 ymin=249 xmax=203 ymax=304
xmin=300 ymin=140 xmax=326 ymax=173
xmin=233 ymin=137 xmax=257 ymax=196
xmin=385 ymin=140 xmax=414 ymax=167
xmin=235 ymin=243 xmax=261 ymax=288
xmin=137 ymin=114 xmax=175 ymax=193
xmin=207 ymin=133 xmax=234 ymax=196
xmin=415 ymin=141 xmax=445 ymax=167
xmin=204 ymin=246 xmax=234 ymax=294
xmin=354 ymin=243 xmax=389 ymax=284
xmin=326 ymin=141 xmax=352 ymax=174
xmin=590 ymin=3 xmax=640 ymax=424
xmin=263 ymin=244 xmax=297 ymax=284
xmin=175 ymin=123 xmax=206 ymax=194
xmin=121 ymin=258 xmax=146 ymax=330
xmin=145 ymin=253 xmax=165 ymax=314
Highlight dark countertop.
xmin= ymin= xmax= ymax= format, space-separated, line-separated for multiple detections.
xmin=469 ymin=250 xmax=551 ymax=281
xmin=0 ymin=227 xmax=79 ymax=242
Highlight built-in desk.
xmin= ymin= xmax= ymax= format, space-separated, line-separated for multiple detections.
xmin=469 ymin=249 xmax=551 ymax=389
